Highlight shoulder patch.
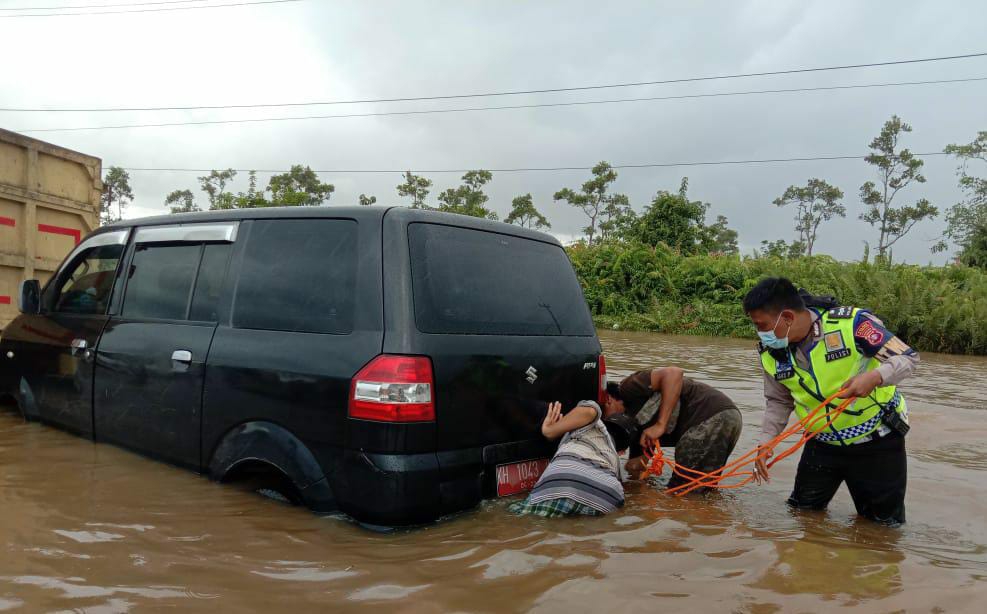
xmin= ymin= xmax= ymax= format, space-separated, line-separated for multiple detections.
xmin=828 ymin=306 xmax=855 ymax=319
xmin=855 ymin=319 xmax=886 ymax=347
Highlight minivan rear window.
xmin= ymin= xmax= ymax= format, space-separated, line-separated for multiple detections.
xmin=233 ymin=219 xmax=357 ymax=335
xmin=408 ymin=223 xmax=595 ymax=336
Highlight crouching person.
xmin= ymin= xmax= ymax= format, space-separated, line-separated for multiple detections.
xmin=509 ymin=400 xmax=624 ymax=517
xmin=606 ymin=367 xmax=743 ymax=492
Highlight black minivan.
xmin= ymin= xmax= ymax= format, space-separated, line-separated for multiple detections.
xmin=0 ymin=207 xmax=605 ymax=526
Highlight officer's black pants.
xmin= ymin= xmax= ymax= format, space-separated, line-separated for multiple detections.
xmin=788 ymin=431 xmax=906 ymax=525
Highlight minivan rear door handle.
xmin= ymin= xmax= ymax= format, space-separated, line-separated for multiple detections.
xmin=171 ymin=350 xmax=192 ymax=364
xmin=70 ymin=338 xmax=94 ymax=361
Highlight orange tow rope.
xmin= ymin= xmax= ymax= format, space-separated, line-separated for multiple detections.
xmin=640 ymin=391 xmax=857 ymax=496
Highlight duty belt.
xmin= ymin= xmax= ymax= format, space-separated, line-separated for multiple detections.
xmin=812 ymin=393 xmax=901 ymax=444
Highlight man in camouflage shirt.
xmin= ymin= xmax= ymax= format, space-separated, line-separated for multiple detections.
xmin=604 ymin=367 xmax=742 ymax=491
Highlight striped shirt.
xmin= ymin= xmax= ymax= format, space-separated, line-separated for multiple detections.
xmin=526 ymin=401 xmax=625 ymax=514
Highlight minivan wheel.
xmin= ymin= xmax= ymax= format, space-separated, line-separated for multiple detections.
xmin=244 ymin=475 xmax=303 ymax=506
xmin=225 ymin=462 xmax=303 ymax=506
xmin=256 ymin=487 xmax=292 ymax=504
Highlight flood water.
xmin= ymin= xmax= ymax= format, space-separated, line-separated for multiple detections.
xmin=2 ymin=330 xmax=986 ymax=612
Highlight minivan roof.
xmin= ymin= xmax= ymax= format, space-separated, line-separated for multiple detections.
xmin=101 ymin=206 xmax=562 ymax=246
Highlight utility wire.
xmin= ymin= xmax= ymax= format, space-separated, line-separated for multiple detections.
xmin=18 ymin=76 xmax=987 ymax=133
xmin=4 ymin=51 xmax=986 ymax=110
xmin=107 ymin=152 xmax=951 ymax=174
xmin=0 ymin=0 xmax=303 ymax=17
xmin=0 ymin=0 xmax=210 ymax=10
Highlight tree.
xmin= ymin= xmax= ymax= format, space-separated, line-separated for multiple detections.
xmin=772 ymin=178 xmax=845 ymax=256
xmin=198 ymin=169 xmax=238 ymax=210
xmin=554 ymin=161 xmax=619 ymax=245
xmin=598 ymin=193 xmax=635 ymax=241
xmin=101 ymin=166 xmax=134 ymax=225
xmin=267 ymin=165 xmax=334 ymax=206
xmin=938 ymin=131 xmax=987 ymax=254
xmin=702 ymin=214 xmax=739 ymax=255
xmin=505 ymin=193 xmax=550 ymax=229
xmin=230 ymin=171 xmax=269 ymax=209
xmin=628 ymin=178 xmax=738 ymax=254
xmin=396 ymin=171 xmax=432 ymax=209
xmin=859 ymin=115 xmax=938 ymax=259
xmin=632 ymin=189 xmax=706 ymax=253
xmin=759 ymin=239 xmax=805 ymax=259
xmin=165 ymin=189 xmax=199 ymax=214
xmin=359 ymin=194 xmax=377 ymax=206
xmin=185 ymin=165 xmax=335 ymax=212
xmin=959 ymin=224 xmax=987 ymax=269
xmin=436 ymin=170 xmax=498 ymax=220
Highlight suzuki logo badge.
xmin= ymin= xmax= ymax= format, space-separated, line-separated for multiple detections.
xmin=525 ymin=366 xmax=538 ymax=384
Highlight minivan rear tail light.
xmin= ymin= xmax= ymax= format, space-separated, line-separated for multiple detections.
xmin=349 ymin=355 xmax=435 ymax=422
xmin=598 ymin=354 xmax=608 ymax=407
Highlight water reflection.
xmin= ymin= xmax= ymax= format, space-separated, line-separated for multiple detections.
xmin=751 ymin=519 xmax=905 ymax=602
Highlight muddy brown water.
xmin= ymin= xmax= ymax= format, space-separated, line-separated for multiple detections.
xmin=2 ymin=331 xmax=986 ymax=612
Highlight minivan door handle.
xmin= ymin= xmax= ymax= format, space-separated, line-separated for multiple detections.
xmin=171 ymin=350 xmax=192 ymax=364
xmin=70 ymin=338 xmax=88 ymax=356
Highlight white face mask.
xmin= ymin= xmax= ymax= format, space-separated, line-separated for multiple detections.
xmin=758 ymin=312 xmax=792 ymax=349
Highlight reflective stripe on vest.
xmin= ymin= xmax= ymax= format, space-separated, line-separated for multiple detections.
xmin=760 ymin=307 xmax=908 ymax=446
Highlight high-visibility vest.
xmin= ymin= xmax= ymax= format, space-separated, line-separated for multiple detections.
xmin=759 ymin=307 xmax=908 ymax=445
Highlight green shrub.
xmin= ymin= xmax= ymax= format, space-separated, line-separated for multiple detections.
xmin=568 ymin=242 xmax=987 ymax=355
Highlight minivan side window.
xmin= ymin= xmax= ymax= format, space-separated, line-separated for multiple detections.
xmin=53 ymin=244 xmax=125 ymax=315
xmin=189 ymin=244 xmax=232 ymax=322
xmin=123 ymin=244 xmax=202 ymax=320
xmin=233 ymin=219 xmax=357 ymax=334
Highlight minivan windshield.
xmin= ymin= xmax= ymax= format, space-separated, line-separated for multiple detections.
xmin=408 ymin=223 xmax=595 ymax=336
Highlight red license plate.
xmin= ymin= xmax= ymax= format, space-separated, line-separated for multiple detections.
xmin=496 ymin=458 xmax=549 ymax=497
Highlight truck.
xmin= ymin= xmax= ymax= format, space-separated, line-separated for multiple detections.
xmin=0 ymin=128 xmax=102 ymax=330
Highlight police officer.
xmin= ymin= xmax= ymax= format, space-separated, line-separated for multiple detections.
xmin=743 ymin=277 xmax=918 ymax=525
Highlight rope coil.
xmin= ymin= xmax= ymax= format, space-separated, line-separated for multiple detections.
xmin=641 ymin=391 xmax=856 ymax=496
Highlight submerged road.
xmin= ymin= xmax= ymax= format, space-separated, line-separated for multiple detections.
xmin=1 ymin=330 xmax=985 ymax=612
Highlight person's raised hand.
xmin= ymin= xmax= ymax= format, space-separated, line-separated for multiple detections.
xmin=541 ymin=402 xmax=563 ymax=438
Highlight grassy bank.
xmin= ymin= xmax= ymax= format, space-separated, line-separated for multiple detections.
xmin=567 ymin=242 xmax=987 ymax=355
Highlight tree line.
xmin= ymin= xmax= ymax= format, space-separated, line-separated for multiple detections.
xmin=99 ymin=114 xmax=986 ymax=266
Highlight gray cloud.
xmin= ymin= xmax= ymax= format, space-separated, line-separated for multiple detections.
xmin=2 ymin=0 xmax=984 ymax=263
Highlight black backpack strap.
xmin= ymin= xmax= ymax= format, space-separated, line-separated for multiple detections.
xmin=798 ymin=288 xmax=840 ymax=310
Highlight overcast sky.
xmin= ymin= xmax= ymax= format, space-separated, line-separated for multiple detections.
xmin=2 ymin=0 xmax=985 ymax=263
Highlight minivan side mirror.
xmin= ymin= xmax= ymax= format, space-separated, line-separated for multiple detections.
xmin=18 ymin=280 xmax=41 ymax=315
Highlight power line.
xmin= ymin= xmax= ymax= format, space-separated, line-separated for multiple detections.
xmin=0 ymin=0 xmax=209 ymax=10
xmin=5 ymin=51 xmax=986 ymax=110
xmin=0 ymin=0 xmax=303 ymax=17
xmin=107 ymin=152 xmax=951 ymax=175
xmin=18 ymin=76 xmax=987 ymax=133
